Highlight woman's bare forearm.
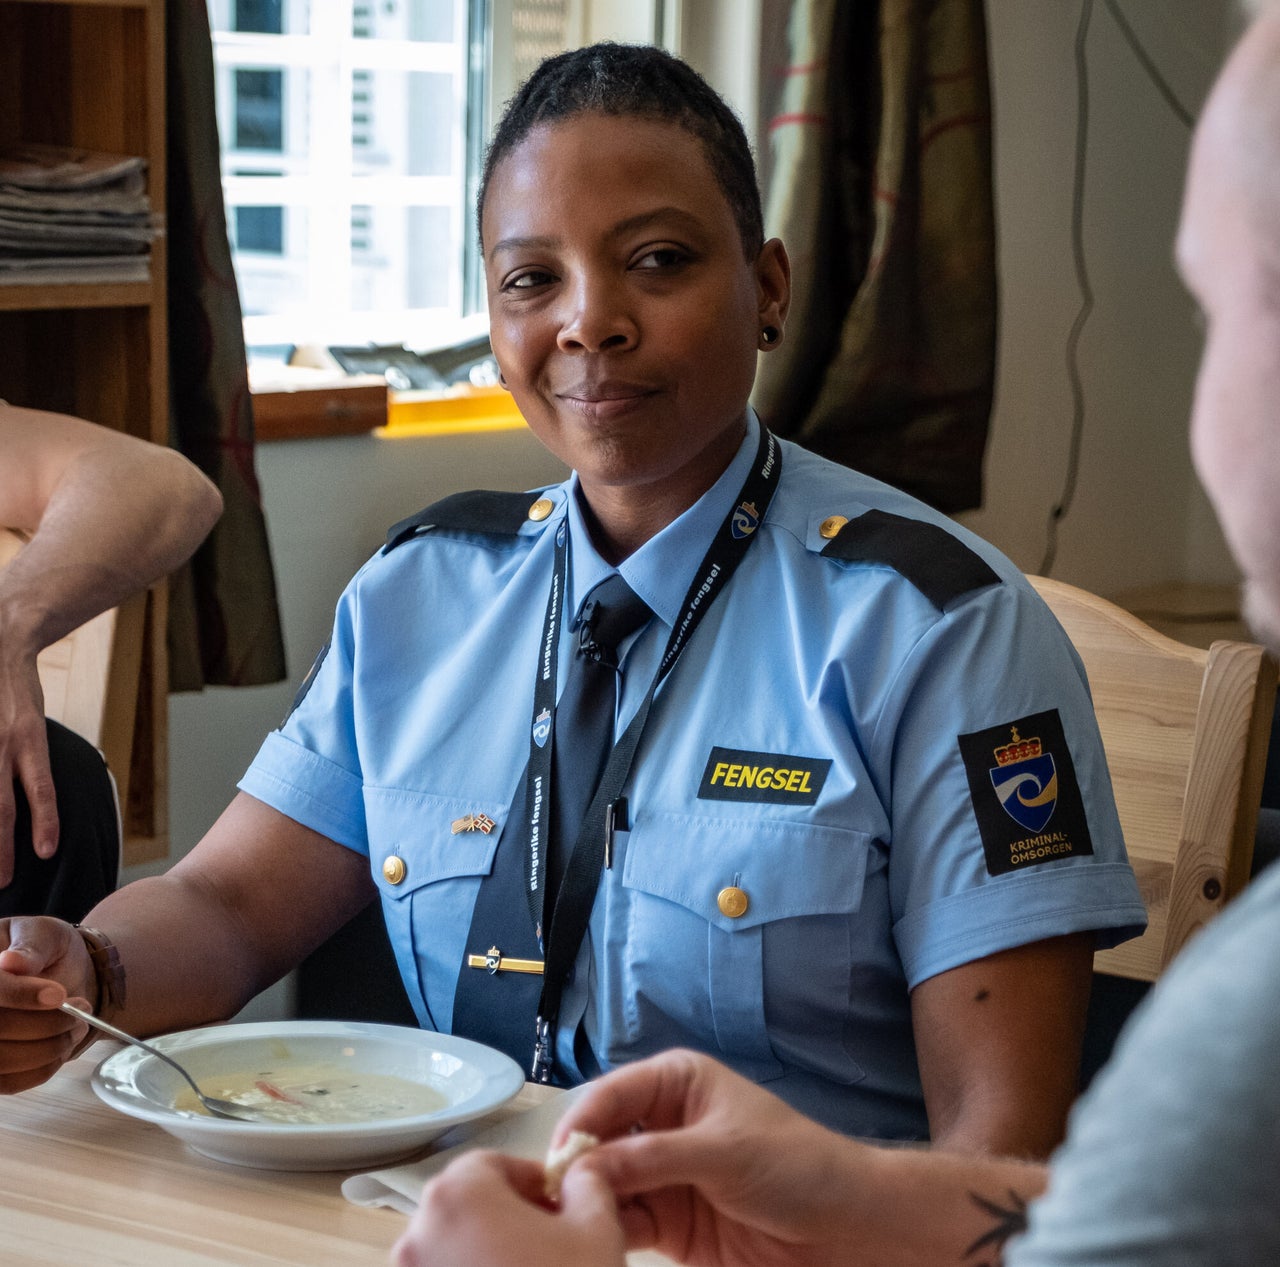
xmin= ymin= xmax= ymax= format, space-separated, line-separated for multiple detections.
xmin=75 ymin=795 xmax=375 ymax=1039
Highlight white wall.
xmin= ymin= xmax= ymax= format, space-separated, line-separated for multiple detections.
xmin=702 ymin=0 xmax=1243 ymax=595
xmin=959 ymin=0 xmax=1242 ymax=594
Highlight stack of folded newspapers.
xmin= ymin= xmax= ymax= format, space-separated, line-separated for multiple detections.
xmin=0 ymin=142 xmax=160 ymax=286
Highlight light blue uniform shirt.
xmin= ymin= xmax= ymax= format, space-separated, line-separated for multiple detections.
xmin=240 ymin=414 xmax=1145 ymax=1140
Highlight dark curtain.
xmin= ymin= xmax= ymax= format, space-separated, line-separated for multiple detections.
xmin=753 ymin=0 xmax=997 ymax=514
xmin=164 ymin=0 xmax=287 ymax=690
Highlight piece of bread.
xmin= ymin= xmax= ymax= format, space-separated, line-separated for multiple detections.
xmin=543 ymin=1129 xmax=600 ymax=1200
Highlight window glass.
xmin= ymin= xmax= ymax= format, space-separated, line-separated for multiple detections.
xmin=207 ymin=0 xmax=610 ymax=355
xmin=234 ymin=204 xmax=284 ymax=254
xmin=348 ymin=204 xmax=453 ymax=312
xmin=352 ymin=0 xmax=456 ymax=42
xmin=349 ymin=70 xmax=455 ymax=178
xmin=234 ymin=0 xmax=284 ymax=35
xmin=234 ymin=69 xmax=285 ymax=150
xmin=233 ymin=206 xmax=310 ymax=318
xmin=209 ymin=0 xmax=474 ymax=350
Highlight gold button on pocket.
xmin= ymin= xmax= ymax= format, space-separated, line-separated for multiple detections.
xmin=527 ymin=497 xmax=554 ymax=522
xmin=382 ymin=855 xmax=407 ymax=885
xmin=818 ymin=515 xmax=848 ymax=540
xmin=717 ymin=886 xmax=749 ymax=919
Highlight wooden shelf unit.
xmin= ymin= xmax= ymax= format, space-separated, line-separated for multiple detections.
xmin=0 ymin=0 xmax=170 ymax=863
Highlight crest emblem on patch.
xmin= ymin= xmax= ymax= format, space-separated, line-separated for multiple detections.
xmin=532 ymin=706 xmax=551 ymax=748
xmin=958 ymin=709 xmax=1092 ymax=877
xmin=730 ymin=500 xmax=760 ymax=540
xmin=988 ymin=727 xmax=1058 ymax=833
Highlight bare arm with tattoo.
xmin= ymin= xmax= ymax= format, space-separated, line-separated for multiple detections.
xmin=395 ymin=1048 xmax=1048 ymax=1267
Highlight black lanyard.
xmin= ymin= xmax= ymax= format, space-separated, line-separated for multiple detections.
xmin=522 ymin=425 xmax=781 ymax=1082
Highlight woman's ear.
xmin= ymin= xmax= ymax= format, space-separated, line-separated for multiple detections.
xmin=754 ymin=237 xmax=791 ymax=348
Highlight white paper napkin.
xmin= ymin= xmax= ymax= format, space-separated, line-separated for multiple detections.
xmin=342 ymin=1083 xmax=674 ymax=1265
xmin=342 ymin=1083 xmax=589 ymax=1214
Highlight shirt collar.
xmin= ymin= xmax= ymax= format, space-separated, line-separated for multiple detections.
xmin=564 ymin=410 xmax=762 ymax=629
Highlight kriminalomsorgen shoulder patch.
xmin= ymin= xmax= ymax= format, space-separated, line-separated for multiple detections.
xmin=383 ymin=489 xmax=540 ymax=553
xmin=820 ymin=508 xmax=1000 ymax=609
xmin=957 ymin=708 xmax=1095 ymax=876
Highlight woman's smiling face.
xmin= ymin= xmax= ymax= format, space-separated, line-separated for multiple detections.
xmin=481 ymin=111 xmax=788 ymax=552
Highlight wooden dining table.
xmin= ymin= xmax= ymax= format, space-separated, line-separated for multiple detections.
xmin=0 ymin=1045 xmax=668 ymax=1266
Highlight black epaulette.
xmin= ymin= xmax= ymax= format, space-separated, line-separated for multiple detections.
xmin=820 ymin=508 xmax=1001 ymax=610
xmin=282 ymin=639 xmax=329 ymax=724
xmin=383 ymin=490 xmax=543 ymax=553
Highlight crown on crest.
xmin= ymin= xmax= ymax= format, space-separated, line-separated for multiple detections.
xmin=993 ymin=726 xmax=1042 ymax=766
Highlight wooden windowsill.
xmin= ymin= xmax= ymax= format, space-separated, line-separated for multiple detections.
xmin=250 ymin=367 xmax=390 ymax=442
xmin=250 ymin=366 xmax=527 ymax=442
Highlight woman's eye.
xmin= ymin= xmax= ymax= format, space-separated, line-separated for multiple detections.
xmin=505 ymin=269 xmax=554 ymax=291
xmin=634 ymin=247 xmax=688 ymax=270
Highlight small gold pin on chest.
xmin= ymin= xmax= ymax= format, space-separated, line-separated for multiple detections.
xmin=451 ymin=812 xmax=496 ymax=835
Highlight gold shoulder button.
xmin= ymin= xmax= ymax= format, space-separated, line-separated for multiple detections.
xmin=527 ymin=498 xmax=555 ymax=522
xmin=717 ymin=886 xmax=749 ymax=919
xmin=819 ymin=515 xmax=848 ymax=540
xmin=382 ymin=855 xmax=407 ymax=885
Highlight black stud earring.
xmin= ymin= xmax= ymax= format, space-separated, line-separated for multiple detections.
xmin=761 ymin=326 xmax=780 ymax=346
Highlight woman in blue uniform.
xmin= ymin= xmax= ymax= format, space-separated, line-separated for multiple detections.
xmin=0 ymin=44 xmax=1143 ymax=1157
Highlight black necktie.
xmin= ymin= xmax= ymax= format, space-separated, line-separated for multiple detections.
xmin=548 ymin=574 xmax=653 ymax=894
xmin=452 ymin=574 xmax=652 ymax=1070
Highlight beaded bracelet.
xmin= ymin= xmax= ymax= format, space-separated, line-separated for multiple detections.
xmin=73 ymin=925 xmax=127 ymax=1022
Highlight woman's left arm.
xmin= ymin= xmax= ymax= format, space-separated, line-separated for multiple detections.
xmin=910 ymin=931 xmax=1094 ymax=1157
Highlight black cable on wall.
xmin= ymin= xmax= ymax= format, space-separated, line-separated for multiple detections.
xmin=1037 ymin=0 xmax=1195 ymax=576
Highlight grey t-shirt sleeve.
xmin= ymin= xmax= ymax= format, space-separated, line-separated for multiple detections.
xmin=1008 ymin=861 xmax=1280 ymax=1266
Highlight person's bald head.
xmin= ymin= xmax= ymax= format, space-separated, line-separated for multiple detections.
xmin=1175 ymin=1 xmax=1280 ymax=655
xmin=1196 ymin=3 xmax=1280 ymax=272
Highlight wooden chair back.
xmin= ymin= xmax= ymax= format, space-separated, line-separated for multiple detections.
xmin=1030 ymin=575 xmax=1277 ymax=980
xmin=0 ymin=528 xmax=145 ymax=800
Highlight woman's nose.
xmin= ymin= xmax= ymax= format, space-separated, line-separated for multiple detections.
xmin=556 ymin=276 xmax=638 ymax=352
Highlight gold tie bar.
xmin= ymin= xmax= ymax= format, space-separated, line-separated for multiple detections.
xmin=466 ymin=945 xmax=545 ymax=975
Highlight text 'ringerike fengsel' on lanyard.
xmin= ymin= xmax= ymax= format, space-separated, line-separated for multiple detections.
xmin=525 ymin=425 xmax=782 ymax=1083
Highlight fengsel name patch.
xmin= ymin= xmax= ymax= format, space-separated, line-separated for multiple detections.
xmin=958 ymin=708 xmax=1094 ymax=876
xmin=698 ymin=747 xmax=830 ymax=805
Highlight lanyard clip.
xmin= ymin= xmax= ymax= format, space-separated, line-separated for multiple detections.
xmin=531 ymin=1015 xmax=554 ymax=1084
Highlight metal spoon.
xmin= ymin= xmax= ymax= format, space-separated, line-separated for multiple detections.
xmin=60 ymin=1001 xmax=267 ymax=1123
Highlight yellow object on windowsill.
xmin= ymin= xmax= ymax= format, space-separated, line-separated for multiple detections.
xmin=380 ymin=384 xmax=526 ymax=438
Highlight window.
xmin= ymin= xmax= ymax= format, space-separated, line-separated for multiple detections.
xmin=235 ymin=203 xmax=284 ymax=253
xmin=209 ymin=0 xmax=489 ymax=352
xmin=208 ymin=1 xmax=692 ymax=359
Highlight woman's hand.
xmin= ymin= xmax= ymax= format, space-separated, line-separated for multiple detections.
xmin=391 ymin=1150 xmax=627 ymax=1267
xmin=0 ymin=916 xmax=93 ymax=1093
xmin=560 ymin=1049 xmax=864 ymax=1267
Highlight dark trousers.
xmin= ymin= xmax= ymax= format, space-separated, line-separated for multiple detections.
xmin=1 ymin=718 xmax=120 ymax=922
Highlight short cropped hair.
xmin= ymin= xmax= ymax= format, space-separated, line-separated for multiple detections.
xmin=478 ymin=42 xmax=764 ymax=259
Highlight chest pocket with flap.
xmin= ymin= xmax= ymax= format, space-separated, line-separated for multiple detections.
xmin=365 ymin=785 xmax=508 ymax=1032
xmin=618 ymin=810 xmax=874 ymax=1084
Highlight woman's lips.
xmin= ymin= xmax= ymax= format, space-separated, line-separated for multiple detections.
xmin=558 ymin=383 xmax=659 ymax=421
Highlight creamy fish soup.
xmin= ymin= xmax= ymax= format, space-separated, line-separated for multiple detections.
xmin=174 ymin=1063 xmax=447 ymax=1124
